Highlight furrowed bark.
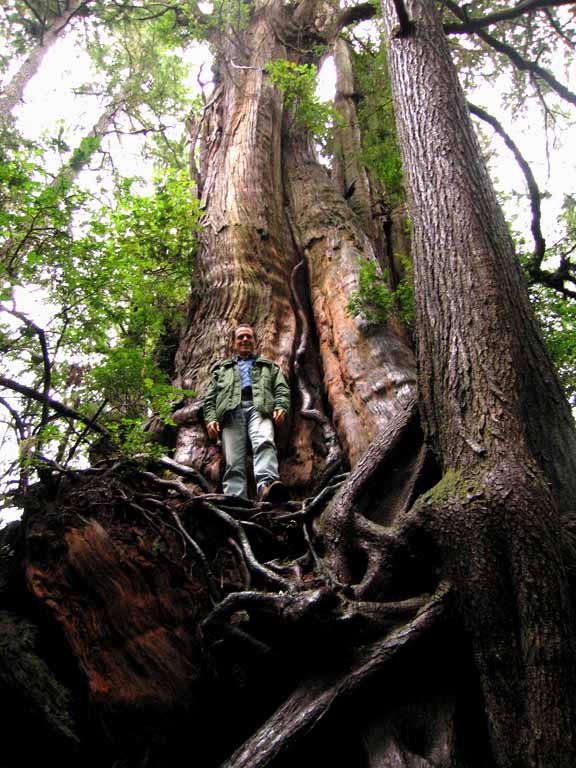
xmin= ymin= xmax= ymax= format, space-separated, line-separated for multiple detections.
xmin=381 ymin=0 xmax=576 ymax=764
xmin=173 ymin=2 xmax=336 ymax=490
xmin=284 ymin=127 xmax=416 ymax=465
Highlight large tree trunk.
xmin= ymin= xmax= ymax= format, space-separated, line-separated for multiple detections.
xmin=284 ymin=127 xmax=416 ymax=465
xmin=375 ymin=0 xmax=576 ymax=764
xmin=173 ymin=0 xmax=416 ymax=487
xmin=172 ymin=1 xmax=311 ymax=488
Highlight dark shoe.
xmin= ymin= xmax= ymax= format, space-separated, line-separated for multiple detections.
xmin=260 ymin=480 xmax=289 ymax=503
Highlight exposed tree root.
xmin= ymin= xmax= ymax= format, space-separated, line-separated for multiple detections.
xmin=220 ymin=582 xmax=449 ymax=768
xmin=15 ymin=422 xmax=573 ymax=768
xmin=320 ymin=399 xmax=438 ymax=599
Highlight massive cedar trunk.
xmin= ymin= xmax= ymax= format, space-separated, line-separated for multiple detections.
xmin=173 ymin=0 xmax=416 ymax=485
xmin=284 ymin=127 xmax=416 ymax=465
xmin=173 ymin=1 xmax=305 ymax=487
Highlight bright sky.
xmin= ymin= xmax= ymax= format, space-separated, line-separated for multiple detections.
xmin=12 ymin=28 xmax=211 ymax=181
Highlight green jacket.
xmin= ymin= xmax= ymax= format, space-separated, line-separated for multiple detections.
xmin=203 ymin=355 xmax=290 ymax=425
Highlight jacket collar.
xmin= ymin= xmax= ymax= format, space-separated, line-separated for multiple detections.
xmin=219 ymin=354 xmax=268 ymax=367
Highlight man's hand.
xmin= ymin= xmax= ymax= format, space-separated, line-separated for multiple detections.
xmin=273 ymin=408 xmax=286 ymax=426
xmin=207 ymin=421 xmax=221 ymax=441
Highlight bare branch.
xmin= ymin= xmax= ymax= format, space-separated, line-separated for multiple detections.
xmin=468 ymin=102 xmax=546 ymax=267
xmin=470 ymin=100 xmax=576 ymax=298
xmin=334 ymin=2 xmax=377 ymax=33
xmin=445 ymin=1 xmax=576 ymax=107
xmin=0 ymin=304 xmax=52 ymax=430
xmin=544 ymin=7 xmax=576 ymax=49
xmin=0 ymin=396 xmax=26 ymax=441
xmin=20 ymin=0 xmax=48 ymax=30
xmin=66 ymin=399 xmax=109 ymax=465
xmin=0 ymin=376 xmax=110 ymax=437
xmin=444 ymin=0 xmax=576 ymax=34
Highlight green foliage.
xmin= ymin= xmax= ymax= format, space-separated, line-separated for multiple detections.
xmin=1 ymin=146 xmax=201 ymax=481
xmin=350 ymin=37 xmax=404 ymax=204
xmin=521 ymin=197 xmax=576 ymax=406
xmin=86 ymin=346 xmax=193 ymax=458
xmin=529 ymin=286 xmax=576 ymax=406
xmin=23 ymin=167 xmax=199 ymax=364
xmin=0 ymin=2 xmax=204 ymax=497
xmin=89 ymin=348 xmax=174 ymax=420
xmin=347 ymin=257 xmax=414 ymax=328
xmin=0 ymin=130 xmax=89 ymax=278
xmin=265 ymin=59 xmax=343 ymax=146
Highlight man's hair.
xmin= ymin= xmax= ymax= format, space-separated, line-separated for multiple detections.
xmin=234 ymin=323 xmax=256 ymax=339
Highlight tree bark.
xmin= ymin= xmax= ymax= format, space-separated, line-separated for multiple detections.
xmin=284 ymin=127 xmax=416 ymax=465
xmin=380 ymin=0 xmax=576 ymax=764
xmin=172 ymin=1 xmax=315 ymax=489
xmin=173 ymin=0 xmax=417 ymax=485
xmin=5 ymin=2 xmax=576 ymax=767
xmin=331 ymin=38 xmax=373 ymax=235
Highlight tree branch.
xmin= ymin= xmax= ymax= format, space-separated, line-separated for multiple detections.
xmin=468 ymin=102 xmax=546 ymax=267
xmin=136 ymin=453 xmax=210 ymax=491
xmin=446 ymin=1 xmax=576 ymax=107
xmin=544 ymin=7 xmax=576 ymax=48
xmin=444 ymin=0 xmax=575 ymax=35
xmin=66 ymin=399 xmax=109 ymax=464
xmin=21 ymin=0 xmax=47 ymax=30
xmin=0 ymin=396 xmax=26 ymax=440
xmin=0 ymin=376 xmax=110 ymax=437
xmin=470 ymin=102 xmax=576 ymax=298
xmin=391 ymin=0 xmax=415 ymax=36
xmin=334 ymin=2 xmax=377 ymax=33
xmin=0 ymin=304 xmax=53 ymax=430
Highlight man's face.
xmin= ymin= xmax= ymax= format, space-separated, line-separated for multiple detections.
xmin=234 ymin=326 xmax=256 ymax=358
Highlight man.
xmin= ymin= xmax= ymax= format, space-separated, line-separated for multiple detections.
xmin=203 ymin=324 xmax=290 ymax=502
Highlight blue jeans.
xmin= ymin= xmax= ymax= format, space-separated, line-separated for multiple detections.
xmin=221 ymin=401 xmax=280 ymax=498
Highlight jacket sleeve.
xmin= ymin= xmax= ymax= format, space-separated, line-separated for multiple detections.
xmin=202 ymin=370 xmax=219 ymax=424
xmin=272 ymin=365 xmax=291 ymax=414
